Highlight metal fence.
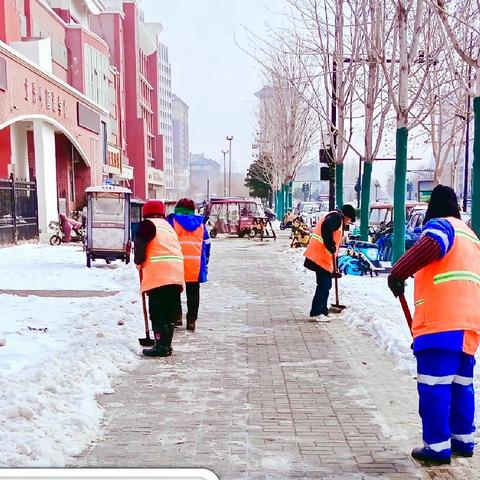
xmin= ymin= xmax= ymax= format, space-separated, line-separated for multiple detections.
xmin=0 ymin=174 xmax=38 ymax=245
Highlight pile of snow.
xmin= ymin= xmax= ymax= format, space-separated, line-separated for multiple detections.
xmin=0 ymin=244 xmax=143 ymax=466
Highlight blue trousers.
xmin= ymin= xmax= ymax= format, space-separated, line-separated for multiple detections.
xmin=310 ymin=268 xmax=332 ymax=316
xmin=416 ymin=349 xmax=476 ymax=457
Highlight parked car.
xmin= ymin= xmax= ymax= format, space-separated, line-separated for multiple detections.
xmin=407 ymin=207 xmax=471 ymax=235
xmin=294 ymin=201 xmax=319 ymax=216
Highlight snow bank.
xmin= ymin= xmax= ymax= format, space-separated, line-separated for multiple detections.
xmin=0 ymin=244 xmax=142 ymax=466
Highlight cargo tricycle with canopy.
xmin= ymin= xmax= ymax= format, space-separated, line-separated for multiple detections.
xmin=85 ymin=185 xmax=131 ymax=268
xmin=206 ymin=198 xmax=276 ymax=241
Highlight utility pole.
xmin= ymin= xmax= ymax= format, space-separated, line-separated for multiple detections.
xmin=463 ymin=38 xmax=473 ymax=212
xmin=226 ymin=136 xmax=233 ymax=196
xmin=329 ymin=58 xmax=337 ymax=211
xmin=221 ymin=149 xmax=228 ymax=197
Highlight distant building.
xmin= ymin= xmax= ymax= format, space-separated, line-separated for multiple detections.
xmin=156 ymin=42 xmax=174 ymax=197
xmin=172 ymin=94 xmax=189 ymax=197
xmin=189 ymin=154 xmax=221 ymax=200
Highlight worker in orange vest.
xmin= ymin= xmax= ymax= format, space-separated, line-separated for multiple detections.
xmin=304 ymin=205 xmax=356 ymax=320
xmin=388 ymin=185 xmax=480 ymax=464
xmin=167 ymin=198 xmax=211 ymax=332
xmin=134 ymin=200 xmax=184 ymax=357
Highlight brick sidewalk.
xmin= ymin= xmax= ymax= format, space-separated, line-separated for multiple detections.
xmin=72 ymin=234 xmax=479 ymax=479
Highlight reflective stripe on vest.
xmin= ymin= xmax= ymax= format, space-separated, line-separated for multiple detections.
xmin=304 ymin=212 xmax=343 ymax=273
xmin=141 ymin=218 xmax=185 ymax=293
xmin=151 ymin=255 xmax=184 ymax=263
xmin=173 ymin=219 xmax=205 ymax=282
xmin=413 ymin=217 xmax=480 ymax=353
xmin=310 ymin=233 xmax=323 ymax=243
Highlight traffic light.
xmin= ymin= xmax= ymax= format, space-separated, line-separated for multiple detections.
xmin=319 ymin=147 xmax=334 ymax=164
xmin=320 ymin=167 xmax=330 ymax=181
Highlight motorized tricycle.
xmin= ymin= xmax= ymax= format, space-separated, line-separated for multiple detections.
xmin=85 ymin=185 xmax=131 ymax=268
xmin=205 ymin=198 xmax=276 ymax=241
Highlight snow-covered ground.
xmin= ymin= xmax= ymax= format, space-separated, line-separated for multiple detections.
xmin=0 ymin=244 xmax=142 ymax=466
xmin=285 ymin=246 xmax=480 ymax=416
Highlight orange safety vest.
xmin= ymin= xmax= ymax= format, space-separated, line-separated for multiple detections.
xmin=304 ymin=212 xmax=343 ymax=273
xmin=173 ymin=220 xmax=205 ymax=282
xmin=141 ymin=217 xmax=185 ymax=293
xmin=413 ymin=217 xmax=480 ymax=354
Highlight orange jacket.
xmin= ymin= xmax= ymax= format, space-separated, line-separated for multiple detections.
xmin=172 ymin=220 xmax=205 ymax=282
xmin=413 ymin=217 xmax=480 ymax=354
xmin=140 ymin=218 xmax=184 ymax=293
xmin=304 ymin=212 xmax=343 ymax=273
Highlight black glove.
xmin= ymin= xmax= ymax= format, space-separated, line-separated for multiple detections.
xmin=387 ymin=274 xmax=405 ymax=297
xmin=325 ymin=242 xmax=336 ymax=255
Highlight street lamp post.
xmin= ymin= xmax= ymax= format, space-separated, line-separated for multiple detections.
xmin=374 ymin=180 xmax=380 ymax=201
xmin=221 ymin=149 xmax=228 ymax=197
xmin=226 ymin=136 xmax=233 ymax=196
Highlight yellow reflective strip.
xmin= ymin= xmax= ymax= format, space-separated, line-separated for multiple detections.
xmin=455 ymin=229 xmax=480 ymax=245
xmin=311 ymin=233 xmax=323 ymax=243
xmin=415 ymin=299 xmax=425 ymax=307
xmin=150 ymin=255 xmax=184 ymax=263
xmin=433 ymin=270 xmax=480 ymax=285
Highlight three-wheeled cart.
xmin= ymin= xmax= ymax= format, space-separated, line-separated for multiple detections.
xmin=85 ymin=185 xmax=131 ymax=268
xmin=205 ymin=198 xmax=276 ymax=241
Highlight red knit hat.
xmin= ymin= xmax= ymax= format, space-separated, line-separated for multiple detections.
xmin=176 ymin=198 xmax=195 ymax=212
xmin=142 ymin=200 xmax=165 ymax=218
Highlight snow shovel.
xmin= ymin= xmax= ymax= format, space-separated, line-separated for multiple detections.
xmin=330 ymin=254 xmax=346 ymax=313
xmin=398 ymin=294 xmax=413 ymax=336
xmin=138 ymin=270 xmax=155 ymax=347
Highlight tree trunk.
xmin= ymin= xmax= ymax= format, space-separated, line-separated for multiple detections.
xmin=287 ymin=181 xmax=293 ymax=211
xmin=360 ymin=162 xmax=373 ymax=240
xmin=393 ymin=1 xmax=408 ymax=263
xmin=471 ymin=95 xmax=480 ymax=235
xmin=335 ymin=164 xmax=344 ymax=208
xmin=393 ymin=126 xmax=408 ymax=263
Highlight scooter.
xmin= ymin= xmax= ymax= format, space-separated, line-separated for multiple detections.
xmin=49 ymin=216 xmax=85 ymax=246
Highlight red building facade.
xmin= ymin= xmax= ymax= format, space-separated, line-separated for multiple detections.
xmin=0 ymin=0 xmax=167 ymax=242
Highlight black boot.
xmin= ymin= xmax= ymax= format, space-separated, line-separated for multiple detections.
xmin=411 ymin=447 xmax=451 ymax=465
xmin=186 ymin=319 xmax=196 ymax=332
xmin=143 ymin=326 xmax=172 ymax=357
xmin=142 ymin=342 xmax=172 ymax=357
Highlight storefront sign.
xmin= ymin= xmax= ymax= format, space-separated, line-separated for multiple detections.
xmin=107 ymin=145 xmax=122 ymax=171
xmin=24 ymin=78 xmax=67 ymax=118
xmin=148 ymin=167 xmax=164 ymax=186
xmin=418 ymin=180 xmax=435 ymax=202
xmin=77 ymin=102 xmax=100 ymax=134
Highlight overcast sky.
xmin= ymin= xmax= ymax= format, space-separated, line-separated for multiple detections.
xmin=142 ymin=0 xmax=284 ymax=174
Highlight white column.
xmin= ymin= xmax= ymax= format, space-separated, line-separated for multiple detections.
xmin=10 ymin=122 xmax=29 ymax=180
xmin=33 ymin=120 xmax=58 ymax=243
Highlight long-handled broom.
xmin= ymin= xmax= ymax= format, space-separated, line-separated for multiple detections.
xmin=330 ymin=254 xmax=346 ymax=313
xmin=398 ymin=293 xmax=413 ymax=336
xmin=138 ymin=270 xmax=155 ymax=347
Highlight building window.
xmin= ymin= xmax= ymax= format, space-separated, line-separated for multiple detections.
xmin=84 ymin=44 xmax=110 ymax=109
xmin=101 ymin=121 xmax=108 ymax=165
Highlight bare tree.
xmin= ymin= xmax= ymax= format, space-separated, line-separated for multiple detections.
xmin=254 ymin=47 xmax=318 ymax=216
xmin=374 ymin=0 xmax=444 ymax=261
xmin=347 ymin=0 xmax=394 ymax=239
xmin=430 ymin=0 xmax=480 ymax=233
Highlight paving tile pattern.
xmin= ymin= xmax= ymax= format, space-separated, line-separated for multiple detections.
xmin=73 ymin=235 xmax=479 ymax=479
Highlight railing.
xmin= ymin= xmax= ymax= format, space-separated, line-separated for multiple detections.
xmin=0 ymin=174 xmax=38 ymax=245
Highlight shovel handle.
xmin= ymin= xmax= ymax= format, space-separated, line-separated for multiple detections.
xmin=399 ymin=294 xmax=413 ymax=336
xmin=332 ymin=254 xmax=340 ymax=305
xmin=138 ymin=269 xmax=151 ymax=338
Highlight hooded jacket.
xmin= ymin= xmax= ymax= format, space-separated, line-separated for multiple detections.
xmin=167 ymin=213 xmax=211 ymax=283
